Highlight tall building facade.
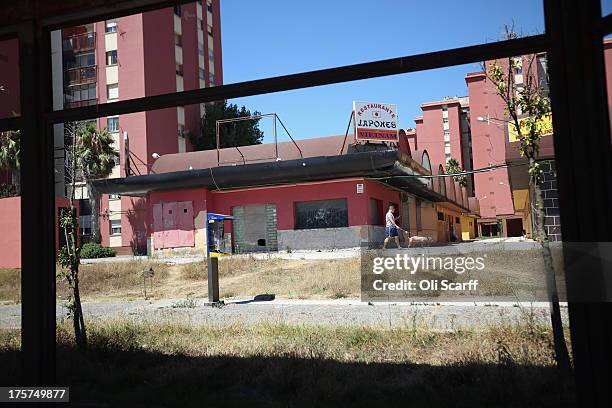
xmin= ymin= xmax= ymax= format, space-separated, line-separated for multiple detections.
xmin=52 ymin=0 xmax=223 ymax=254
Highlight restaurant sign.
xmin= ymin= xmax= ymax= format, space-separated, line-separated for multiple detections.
xmin=353 ymin=101 xmax=399 ymax=143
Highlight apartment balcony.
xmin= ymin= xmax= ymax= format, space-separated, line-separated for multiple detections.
xmin=64 ymin=98 xmax=98 ymax=109
xmin=62 ymin=31 xmax=96 ymax=53
xmin=66 ymin=65 xmax=97 ymax=86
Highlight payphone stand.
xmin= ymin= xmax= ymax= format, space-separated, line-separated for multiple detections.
xmin=206 ymin=213 xmax=233 ymax=304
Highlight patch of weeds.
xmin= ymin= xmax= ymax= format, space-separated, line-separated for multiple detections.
xmin=172 ymin=296 xmax=199 ymax=309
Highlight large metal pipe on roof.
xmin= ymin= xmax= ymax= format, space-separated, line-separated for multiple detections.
xmin=92 ymin=149 xmax=453 ymax=205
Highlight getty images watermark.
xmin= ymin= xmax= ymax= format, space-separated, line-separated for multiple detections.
xmin=370 ymin=253 xmax=484 ymax=292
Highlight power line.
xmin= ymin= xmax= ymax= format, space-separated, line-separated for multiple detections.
xmin=369 ymin=162 xmax=529 ymax=181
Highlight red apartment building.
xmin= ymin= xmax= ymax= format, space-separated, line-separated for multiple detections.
xmin=0 ymin=1 xmax=223 ymax=265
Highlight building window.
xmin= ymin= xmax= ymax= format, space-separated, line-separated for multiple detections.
xmin=174 ymin=33 xmax=182 ymax=47
xmin=65 ymin=83 xmax=96 ymax=104
xmin=175 ymin=63 xmax=183 ymax=76
xmin=199 ymin=68 xmax=205 ymax=80
xmin=209 ymin=72 xmax=215 ymax=84
xmin=109 ymin=194 xmax=120 ymax=200
xmin=198 ymin=42 xmax=204 ymax=56
xmin=105 ymin=19 xmax=117 ymax=33
xmin=207 ymin=24 xmax=213 ymax=36
xmin=174 ymin=5 xmax=182 ymax=16
xmin=455 ymin=217 xmax=460 ymax=224
xmin=107 ymin=116 xmax=119 ymax=132
xmin=295 ymin=199 xmax=348 ymax=230
xmin=443 ymin=117 xmax=448 ymax=124
xmin=106 ymin=50 xmax=118 ymax=66
xmin=442 ymin=105 xmax=448 ymax=112
xmin=110 ymin=219 xmax=122 ymax=235
xmin=66 ymin=51 xmax=95 ymax=69
xmin=79 ymin=215 xmax=92 ymax=236
xmin=437 ymin=212 xmax=444 ymax=221
xmin=107 ymin=84 xmax=119 ymax=100
xmin=207 ymin=0 xmax=213 ymax=13
xmin=178 ymin=124 xmax=185 ymax=138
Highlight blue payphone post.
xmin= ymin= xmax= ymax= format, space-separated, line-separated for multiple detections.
xmin=206 ymin=213 xmax=233 ymax=303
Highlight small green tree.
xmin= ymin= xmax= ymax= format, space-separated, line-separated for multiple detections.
xmin=58 ymin=122 xmax=118 ymax=349
xmin=445 ymin=158 xmax=467 ymax=187
xmin=486 ymin=26 xmax=570 ymax=371
xmin=0 ymin=130 xmax=20 ymax=194
xmin=191 ymin=100 xmax=264 ymax=151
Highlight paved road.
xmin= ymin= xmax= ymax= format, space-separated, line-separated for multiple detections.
xmin=0 ymin=298 xmax=567 ymax=331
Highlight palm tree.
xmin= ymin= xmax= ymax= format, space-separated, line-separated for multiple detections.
xmin=0 ymin=130 xmax=20 ymax=194
xmin=75 ymin=122 xmax=118 ymax=243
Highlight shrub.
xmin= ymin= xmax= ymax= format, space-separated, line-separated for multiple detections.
xmin=80 ymin=243 xmax=116 ymax=259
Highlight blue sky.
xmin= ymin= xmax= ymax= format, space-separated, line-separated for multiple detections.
xmin=218 ymin=1 xmax=549 ymax=143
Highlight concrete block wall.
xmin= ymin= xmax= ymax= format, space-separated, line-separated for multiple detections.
xmin=278 ymin=226 xmax=363 ymax=250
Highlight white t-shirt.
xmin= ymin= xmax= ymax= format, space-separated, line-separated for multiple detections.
xmin=385 ymin=211 xmax=395 ymax=227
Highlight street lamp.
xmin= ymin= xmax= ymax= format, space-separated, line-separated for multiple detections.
xmin=477 ymin=115 xmax=506 ymax=127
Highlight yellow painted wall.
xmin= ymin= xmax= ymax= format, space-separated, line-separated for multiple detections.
xmin=460 ymin=215 xmax=476 ymax=240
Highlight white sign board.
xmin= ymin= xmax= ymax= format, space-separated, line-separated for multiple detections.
xmin=353 ymin=101 xmax=398 ymax=143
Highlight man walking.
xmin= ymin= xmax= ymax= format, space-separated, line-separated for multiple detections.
xmin=383 ymin=204 xmax=403 ymax=249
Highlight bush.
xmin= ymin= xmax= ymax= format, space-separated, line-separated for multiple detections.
xmin=80 ymin=243 xmax=116 ymax=259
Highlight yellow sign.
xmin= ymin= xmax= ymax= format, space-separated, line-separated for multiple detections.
xmin=508 ymin=113 xmax=553 ymax=142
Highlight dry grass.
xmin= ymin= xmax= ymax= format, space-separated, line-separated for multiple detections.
xmin=214 ymin=256 xmax=360 ymax=299
xmin=0 ymin=319 xmax=575 ymax=407
xmin=56 ymin=261 xmax=171 ymax=301
xmin=0 ymin=268 xmax=20 ymax=304
xmin=0 ymin=257 xmax=361 ymax=303
xmin=175 ymin=256 xmax=360 ymax=299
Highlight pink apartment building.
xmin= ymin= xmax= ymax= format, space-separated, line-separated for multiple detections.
xmin=412 ymin=43 xmax=612 ymax=239
xmin=59 ymin=1 xmax=223 ymax=254
xmin=0 ymin=1 xmax=223 ymax=260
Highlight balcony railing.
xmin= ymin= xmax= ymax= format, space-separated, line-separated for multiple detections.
xmin=62 ymin=32 xmax=96 ymax=53
xmin=64 ymin=98 xmax=98 ymax=109
xmin=66 ymin=65 xmax=97 ymax=86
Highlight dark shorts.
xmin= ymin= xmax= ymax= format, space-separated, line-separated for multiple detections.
xmin=385 ymin=226 xmax=398 ymax=237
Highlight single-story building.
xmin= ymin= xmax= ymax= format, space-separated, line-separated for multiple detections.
xmin=93 ymin=133 xmax=479 ymax=254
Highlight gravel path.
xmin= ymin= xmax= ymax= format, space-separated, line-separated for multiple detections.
xmin=0 ymin=298 xmax=568 ymax=331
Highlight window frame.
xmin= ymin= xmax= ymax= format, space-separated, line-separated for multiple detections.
xmin=109 ymin=219 xmax=122 ymax=235
xmin=105 ymin=50 xmax=118 ymax=66
xmin=107 ymin=116 xmax=119 ymax=132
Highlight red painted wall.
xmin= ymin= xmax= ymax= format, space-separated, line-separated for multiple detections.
xmin=605 ymin=39 xmax=612 ymax=127
xmin=0 ymin=197 xmax=73 ymax=268
xmin=148 ymin=178 xmax=402 ymax=245
xmin=0 ymin=197 xmax=21 ymax=268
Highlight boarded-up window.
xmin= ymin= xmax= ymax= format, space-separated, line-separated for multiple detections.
xmin=295 ymin=199 xmax=348 ymax=230
xmin=232 ymin=204 xmax=277 ymax=253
